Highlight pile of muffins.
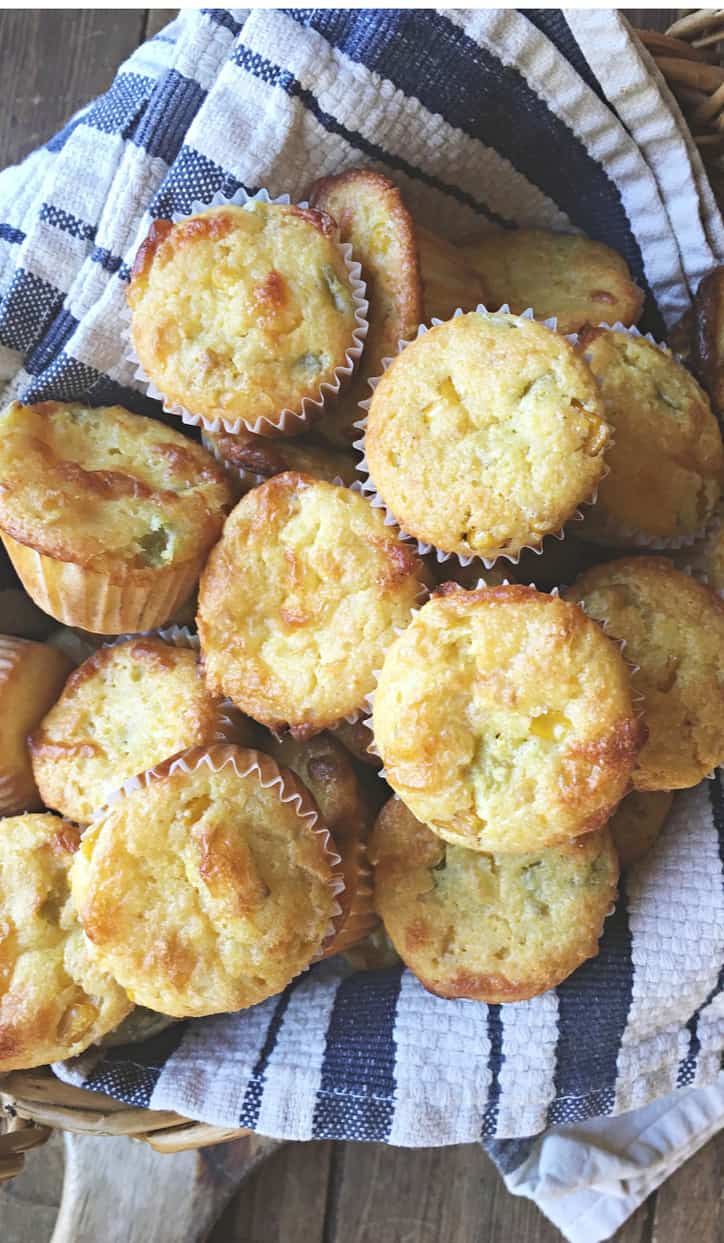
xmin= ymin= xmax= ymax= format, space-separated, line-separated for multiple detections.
xmin=2 ymin=168 xmax=724 ymax=1074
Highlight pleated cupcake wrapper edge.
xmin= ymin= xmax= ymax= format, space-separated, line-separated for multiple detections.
xmin=124 ymin=186 xmax=369 ymax=439
xmin=0 ymin=636 xmax=45 ymax=813
xmin=92 ymin=743 xmax=345 ymax=959
xmin=353 ymin=304 xmax=607 ymax=570
xmin=320 ymin=830 xmax=378 ymax=959
xmin=578 ymin=320 xmax=715 ymax=550
xmin=200 ymin=432 xmax=267 ymax=494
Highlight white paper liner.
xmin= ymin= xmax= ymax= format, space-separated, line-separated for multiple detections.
xmin=201 ymin=431 xmax=267 ymax=495
xmin=125 ymin=186 xmax=369 ymax=439
xmin=92 ymin=743 xmax=345 ymax=960
xmin=353 ymin=304 xmax=606 ymax=571
xmin=576 ymin=320 xmax=717 ymax=550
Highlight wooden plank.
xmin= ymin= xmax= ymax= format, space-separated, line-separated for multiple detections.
xmin=0 ymin=1130 xmax=64 ymax=1243
xmin=210 ymin=1139 xmax=333 ymax=1243
xmin=651 ymin=1128 xmax=723 ymax=1243
xmin=0 ymin=9 xmax=145 ymax=168
xmin=144 ymin=10 xmax=178 ymax=41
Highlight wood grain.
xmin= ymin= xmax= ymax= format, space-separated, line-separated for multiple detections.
xmin=651 ymin=1128 xmax=724 ymax=1243
xmin=210 ymin=1140 xmax=333 ymax=1243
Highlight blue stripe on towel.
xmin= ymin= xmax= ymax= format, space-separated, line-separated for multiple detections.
xmin=82 ymin=1023 xmax=188 ymax=1109
xmin=238 ymin=986 xmax=294 ymax=1130
xmin=481 ymin=1006 xmax=504 ymax=1139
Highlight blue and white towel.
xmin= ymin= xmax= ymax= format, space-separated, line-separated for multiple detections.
xmin=0 ymin=7 xmax=722 ymax=1158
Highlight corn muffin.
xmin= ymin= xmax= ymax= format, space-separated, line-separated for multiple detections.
xmin=203 ymin=426 xmax=358 ymax=490
xmin=0 ymin=813 xmax=132 ymax=1070
xmin=198 ymin=473 xmax=427 ymax=735
xmin=370 ymin=798 xmax=618 ymax=1002
xmin=128 ymin=202 xmax=361 ymax=435
xmin=415 ymin=225 xmax=488 ymax=322
xmin=364 ymin=310 xmax=610 ymax=561
xmin=30 ymin=635 xmax=239 ymax=824
xmin=0 ymin=637 xmax=72 ymax=815
xmin=310 ymin=169 xmax=422 ymax=448
xmin=609 ymin=789 xmax=674 ymax=869
xmin=265 ymin=732 xmax=377 ymax=955
xmin=70 ymin=745 xmax=342 ymax=1017
xmin=677 ymin=502 xmax=724 ymax=595
xmin=576 ymin=328 xmax=723 ymax=546
xmin=568 ymin=557 xmax=724 ymax=789
xmin=0 ymin=401 xmax=233 ymax=634
xmin=460 ymin=228 xmax=644 ymax=333
xmin=692 ymin=266 xmax=724 ymax=412
xmin=372 ymin=584 xmax=643 ymax=853
xmin=332 ymin=718 xmax=380 ymax=768
xmin=342 ymin=926 xmax=401 ymax=972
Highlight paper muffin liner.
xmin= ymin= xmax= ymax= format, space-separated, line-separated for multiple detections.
xmin=320 ymin=825 xmax=378 ymax=959
xmin=125 ymin=186 xmax=369 ymax=440
xmin=353 ymin=304 xmax=606 ymax=571
xmin=0 ymin=635 xmax=43 ymax=814
xmin=94 ymin=743 xmax=345 ymax=961
xmin=575 ymin=321 xmax=716 ymax=551
xmin=1 ymin=531 xmax=204 ymax=636
xmin=201 ymin=432 xmax=267 ymax=497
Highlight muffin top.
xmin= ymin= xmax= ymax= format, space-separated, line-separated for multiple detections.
xmin=31 ymin=635 xmax=232 ymax=823
xmin=372 ymin=584 xmax=643 ymax=853
xmin=679 ymin=502 xmax=724 ymax=595
xmin=204 ymin=427 xmax=357 ymax=487
xmin=576 ymin=329 xmax=723 ymax=545
xmin=0 ymin=636 xmax=73 ymax=813
xmin=128 ymin=202 xmax=358 ymax=429
xmin=0 ymin=401 xmax=232 ymax=573
xmin=568 ymin=557 xmax=724 ymax=789
xmin=198 ymin=473 xmax=427 ymax=734
xmin=0 ymin=813 xmax=131 ymax=1070
xmin=460 ymin=228 xmax=644 ymax=334
xmin=370 ymin=798 xmax=618 ymax=1002
xmin=70 ymin=746 xmax=339 ymax=1017
xmin=364 ymin=310 xmax=609 ymax=560
xmin=609 ymin=789 xmax=673 ymax=869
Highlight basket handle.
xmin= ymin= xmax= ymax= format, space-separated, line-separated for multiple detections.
xmin=51 ymin=1130 xmax=281 ymax=1243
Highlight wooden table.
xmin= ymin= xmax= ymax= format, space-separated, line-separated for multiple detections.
xmin=0 ymin=10 xmax=721 ymax=1243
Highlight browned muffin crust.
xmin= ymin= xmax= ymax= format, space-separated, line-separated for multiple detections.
xmin=692 ymin=266 xmax=724 ymax=413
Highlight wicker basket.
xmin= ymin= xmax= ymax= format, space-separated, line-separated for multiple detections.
xmin=2 ymin=6 xmax=724 ymax=1189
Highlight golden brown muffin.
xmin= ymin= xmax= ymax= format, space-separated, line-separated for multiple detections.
xmin=677 ymin=502 xmax=724 ymax=595
xmin=342 ymin=926 xmax=401 ymax=972
xmin=128 ymin=203 xmax=359 ymax=435
xmin=0 ymin=401 xmax=233 ymax=634
xmin=70 ymin=745 xmax=341 ymax=1017
xmin=460 ymin=228 xmax=643 ymax=334
xmin=576 ymin=328 xmax=723 ymax=547
xmin=30 ymin=635 xmax=239 ymax=824
xmin=568 ymin=557 xmax=724 ymax=789
xmin=309 ymin=169 xmax=422 ymax=448
xmin=372 ymin=584 xmax=643 ymax=853
xmin=0 ymin=813 xmax=132 ymax=1070
xmin=264 ymin=732 xmax=377 ymax=954
xmin=331 ymin=718 xmax=381 ymax=768
xmin=198 ymin=473 xmax=426 ymax=735
xmin=415 ymin=225 xmax=488 ymax=322
xmin=203 ymin=426 xmax=358 ymax=489
xmin=364 ymin=310 xmax=610 ymax=560
xmin=370 ymin=798 xmax=618 ymax=1002
xmin=692 ymin=266 xmax=724 ymax=412
xmin=0 ymin=637 xmax=73 ymax=815
xmin=609 ymin=789 xmax=673 ymax=869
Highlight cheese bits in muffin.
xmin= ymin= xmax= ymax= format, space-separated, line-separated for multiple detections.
xmin=128 ymin=202 xmax=359 ymax=435
xmin=198 ymin=473 xmax=427 ymax=735
xmin=70 ymin=746 xmax=341 ymax=1017
xmin=31 ymin=635 xmax=241 ymax=823
xmin=576 ymin=329 xmax=723 ymax=547
xmin=0 ymin=813 xmax=131 ymax=1070
xmin=371 ymin=798 xmax=619 ymax=1002
xmin=372 ymin=584 xmax=643 ymax=853
xmin=568 ymin=557 xmax=724 ymax=790
xmin=0 ymin=636 xmax=72 ymax=815
xmin=0 ymin=401 xmax=233 ymax=634
xmin=364 ymin=310 xmax=609 ymax=561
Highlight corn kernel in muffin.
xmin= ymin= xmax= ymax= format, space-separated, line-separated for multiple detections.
xmin=568 ymin=557 xmax=724 ymax=789
xmin=310 ymin=168 xmax=422 ymax=449
xmin=416 ymin=225 xmax=488 ymax=322
xmin=372 ymin=584 xmax=643 ymax=853
xmin=0 ymin=401 xmax=233 ymax=633
xmin=460 ymin=228 xmax=643 ymax=334
xmin=198 ymin=473 xmax=427 ymax=735
xmin=371 ymin=798 xmax=618 ymax=1002
xmin=0 ymin=637 xmax=72 ymax=815
xmin=128 ymin=203 xmax=359 ymax=434
xmin=364 ymin=310 xmax=609 ymax=561
xmin=576 ymin=329 xmax=723 ymax=546
xmin=0 ymin=813 xmax=131 ymax=1070
xmin=30 ymin=635 xmax=238 ymax=823
xmin=609 ymin=789 xmax=673 ymax=869
xmin=70 ymin=746 xmax=340 ymax=1017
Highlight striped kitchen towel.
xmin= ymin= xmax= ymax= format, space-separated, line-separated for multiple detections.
xmin=0 ymin=8 xmax=722 ymax=1144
